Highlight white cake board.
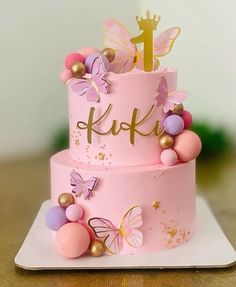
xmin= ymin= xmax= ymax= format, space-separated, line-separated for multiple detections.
xmin=15 ymin=196 xmax=236 ymax=270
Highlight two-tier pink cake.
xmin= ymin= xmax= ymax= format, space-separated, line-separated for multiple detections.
xmin=46 ymin=13 xmax=202 ymax=259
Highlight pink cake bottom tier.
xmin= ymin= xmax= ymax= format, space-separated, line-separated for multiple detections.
xmin=51 ymin=150 xmax=196 ymax=255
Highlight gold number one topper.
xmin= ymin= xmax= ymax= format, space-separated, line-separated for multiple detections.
xmin=131 ymin=11 xmax=160 ymax=72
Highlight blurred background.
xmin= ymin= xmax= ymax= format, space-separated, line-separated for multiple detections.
xmin=0 ymin=0 xmax=235 ymax=161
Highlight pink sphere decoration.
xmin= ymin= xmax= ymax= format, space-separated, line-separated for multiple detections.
xmin=78 ymin=47 xmax=100 ymax=58
xmin=174 ymin=130 xmax=202 ymax=162
xmin=65 ymin=53 xmax=85 ymax=69
xmin=59 ymin=69 xmax=72 ymax=83
xmin=160 ymin=149 xmax=178 ymax=166
xmin=55 ymin=223 xmax=90 ymax=258
xmin=65 ymin=204 xmax=84 ymax=222
xmin=182 ymin=110 xmax=193 ymax=129
xmin=78 ymin=220 xmax=95 ymax=239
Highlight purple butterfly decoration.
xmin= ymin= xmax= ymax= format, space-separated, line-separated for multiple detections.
xmin=155 ymin=76 xmax=188 ymax=113
xmin=70 ymin=171 xmax=98 ymax=200
xmin=68 ymin=56 xmax=109 ymax=103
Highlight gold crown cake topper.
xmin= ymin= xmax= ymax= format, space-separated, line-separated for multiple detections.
xmin=103 ymin=11 xmax=181 ymax=74
xmin=135 ymin=10 xmax=159 ymax=30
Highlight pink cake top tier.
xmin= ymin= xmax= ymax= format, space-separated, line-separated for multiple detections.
xmin=59 ymin=15 xmax=202 ymax=169
xmin=69 ymin=67 xmax=177 ymax=166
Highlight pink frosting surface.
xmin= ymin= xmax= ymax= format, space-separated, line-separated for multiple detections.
xmin=69 ymin=68 xmax=177 ymax=166
xmin=51 ymin=150 xmax=196 ymax=254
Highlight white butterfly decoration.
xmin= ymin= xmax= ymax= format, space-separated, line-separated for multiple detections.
xmin=104 ymin=19 xmax=180 ymax=73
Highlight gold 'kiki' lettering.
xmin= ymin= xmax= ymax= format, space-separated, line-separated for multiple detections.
xmin=77 ymin=104 xmax=163 ymax=144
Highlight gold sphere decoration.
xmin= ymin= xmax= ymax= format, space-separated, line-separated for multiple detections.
xmin=102 ymin=48 xmax=115 ymax=63
xmin=171 ymin=103 xmax=184 ymax=115
xmin=71 ymin=61 xmax=86 ymax=78
xmin=58 ymin=193 xmax=74 ymax=208
xmin=89 ymin=240 xmax=105 ymax=257
xmin=159 ymin=133 xmax=174 ymax=149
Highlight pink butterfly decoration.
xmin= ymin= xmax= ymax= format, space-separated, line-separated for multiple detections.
xmin=88 ymin=206 xmax=143 ymax=254
xmin=68 ymin=56 xmax=109 ymax=102
xmin=155 ymin=76 xmax=188 ymax=113
xmin=104 ymin=19 xmax=180 ymax=73
xmin=70 ymin=171 xmax=98 ymax=200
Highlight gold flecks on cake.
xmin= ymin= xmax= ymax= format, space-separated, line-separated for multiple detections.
xmin=99 ymin=144 xmax=106 ymax=150
xmin=179 ymin=228 xmax=187 ymax=241
xmin=167 ymin=228 xmax=177 ymax=238
xmin=161 ymin=221 xmax=190 ymax=249
xmin=85 ymin=145 xmax=91 ymax=159
xmin=95 ymin=152 xmax=105 ymax=160
xmin=152 ymin=201 xmax=160 ymax=209
xmin=86 ymin=153 xmax=91 ymax=159
xmin=152 ymin=171 xmax=168 ymax=181
xmin=75 ymin=139 xmax=80 ymax=145
xmin=75 ymin=124 xmax=82 ymax=132
xmin=86 ymin=152 xmax=91 ymax=159
xmin=159 ymin=170 xmax=167 ymax=176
